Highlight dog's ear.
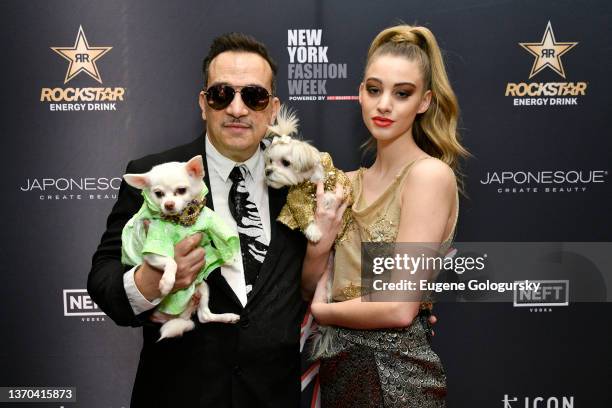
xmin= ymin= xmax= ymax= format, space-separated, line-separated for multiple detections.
xmin=185 ymin=155 xmax=205 ymax=179
xmin=310 ymin=161 xmax=324 ymax=182
xmin=123 ymin=173 xmax=150 ymax=190
xmin=294 ymin=142 xmax=321 ymax=174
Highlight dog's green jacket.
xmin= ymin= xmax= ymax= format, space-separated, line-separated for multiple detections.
xmin=121 ymin=186 xmax=239 ymax=315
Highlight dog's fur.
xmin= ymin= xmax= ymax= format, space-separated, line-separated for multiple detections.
xmin=264 ymin=107 xmax=353 ymax=243
xmin=123 ymin=156 xmax=240 ymax=339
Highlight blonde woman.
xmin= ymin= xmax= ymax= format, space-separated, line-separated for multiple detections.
xmin=303 ymin=24 xmax=469 ymax=407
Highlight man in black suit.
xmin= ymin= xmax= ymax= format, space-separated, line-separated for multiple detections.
xmin=88 ymin=33 xmax=325 ymax=407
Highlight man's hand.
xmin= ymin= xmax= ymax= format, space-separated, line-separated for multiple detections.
xmin=172 ymin=233 xmax=206 ymax=290
xmin=134 ymin=233 xmax=205 ymax=301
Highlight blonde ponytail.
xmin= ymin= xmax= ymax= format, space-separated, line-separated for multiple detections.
xmin=364 ymin=25 xmax=470 ymax=191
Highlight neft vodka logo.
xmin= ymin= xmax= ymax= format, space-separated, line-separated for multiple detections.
xmin=63 ymin=289 xmax=106 ymax=322
xmin=19 ymin=176 xmax=121 ymax=200
xmin=41 ymin=26 xmax=126 ymax=112
xmin=480 ymin=169 xmax=607 ymax=194
xmin=505 ymin=21 xmax=586 ymax=107
xmin=287 ymin=29 xmax=353 ymax=101
xmin=514 ymin=280 xmax=569 ymax=312
xmin=502 ymin=394 xmax=574 ymax=408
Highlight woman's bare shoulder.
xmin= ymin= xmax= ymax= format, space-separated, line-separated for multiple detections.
xmin=409 ymin=158 xmax=455 ymax=183
xmin=401 ymin=158 xmax=456 ymax=198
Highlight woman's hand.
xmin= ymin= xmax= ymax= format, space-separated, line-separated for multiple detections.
xmin=301 ymin=182 xmax=348 ymax=299
xmin=311 ymin=181 xmax=349 ymax=255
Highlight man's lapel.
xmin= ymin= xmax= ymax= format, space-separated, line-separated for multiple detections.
xmin=200 ymin=136 xmax=214 ymax=211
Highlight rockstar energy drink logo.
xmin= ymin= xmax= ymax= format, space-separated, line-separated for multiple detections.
xmin=505 ymin=22 xmax=586 ymax=107
xmin=41 ymin=26 xmax=126 ymax=112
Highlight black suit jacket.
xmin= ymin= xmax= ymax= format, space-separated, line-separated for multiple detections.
xmin=88 ymin=136 xmax=307 ymax=408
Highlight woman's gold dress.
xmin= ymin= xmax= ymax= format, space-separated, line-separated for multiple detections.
xmin=318 ymin=157 xmax=458 ymax=408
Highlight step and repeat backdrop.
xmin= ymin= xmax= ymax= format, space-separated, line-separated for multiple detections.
xmin=2 ymin=0 xmax=611 ymax=407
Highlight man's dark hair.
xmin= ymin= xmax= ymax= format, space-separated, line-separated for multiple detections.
xmin=202 ymin=32 xmax=278 ymax=94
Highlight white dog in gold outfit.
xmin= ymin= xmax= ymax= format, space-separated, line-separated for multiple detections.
xmin=263 ymin=107 xmax=353 ymax=243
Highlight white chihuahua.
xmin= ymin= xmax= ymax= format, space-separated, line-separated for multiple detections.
xmin=122 ymin=155 xmax=240 ymax=339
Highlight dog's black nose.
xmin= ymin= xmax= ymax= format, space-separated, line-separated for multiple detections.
xmin=265 ymin=169 xmax=273 ymax=177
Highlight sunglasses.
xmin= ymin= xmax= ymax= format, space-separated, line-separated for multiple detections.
xmin=204 ymin=84 xmax=272 ymax=111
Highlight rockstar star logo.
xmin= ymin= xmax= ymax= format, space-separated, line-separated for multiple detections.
xmin=51 ymin=26 xmax=112 ymax=84
xmin=519 ymin=21 xmax=577 ymax=79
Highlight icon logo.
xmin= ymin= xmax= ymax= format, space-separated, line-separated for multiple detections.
xmin=502 ymin=394 xmax=574 ymax=408
xmin=51 ymin=26 xmax=112 ymax=84
xmin=519 ymin=22 xmax=577 ymax=79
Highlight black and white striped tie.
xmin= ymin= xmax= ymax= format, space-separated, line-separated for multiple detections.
xmin=228 ymin=165 xmax=267 ymax=296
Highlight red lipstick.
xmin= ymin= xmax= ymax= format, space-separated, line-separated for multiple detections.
xmin=372 ymin=116 xmax=394 ymax=128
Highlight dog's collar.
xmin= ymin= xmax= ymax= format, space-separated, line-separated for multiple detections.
xmin=141 ymin=187 xmax=208 ymax=226
xmin=161 ymin=198 xmax=206 ymax=227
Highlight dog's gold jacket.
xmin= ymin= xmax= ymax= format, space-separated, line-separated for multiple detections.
xmin=277 ymin=152 xmax=354 ymax=243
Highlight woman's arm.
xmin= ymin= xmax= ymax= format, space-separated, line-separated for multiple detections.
xmin=311 ymin=290 xmax=420 ymax=329
xmin=311 ymin=159 xmax=457 ymax=328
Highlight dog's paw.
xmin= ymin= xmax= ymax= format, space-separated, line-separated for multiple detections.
xmin=305 ymin=223 xmax=322 ymax=243
xmin=198 ymin=309 xmax=241 ymax=324
xmin=219 ymin=313 xmax=241 ymax=324
xmin=157 ymin=259 xmax=177 ymax=296
xmin=158 ymin=275 xmax=175 ymax=296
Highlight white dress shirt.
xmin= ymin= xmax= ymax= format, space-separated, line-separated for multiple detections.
xmin=123 ymin=134 xmax=271 ymax=313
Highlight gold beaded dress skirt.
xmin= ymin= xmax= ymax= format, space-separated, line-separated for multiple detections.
xmin=317 ymin=158 xmax=458 ymax=408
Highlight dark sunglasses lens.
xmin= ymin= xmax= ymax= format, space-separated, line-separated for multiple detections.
xmin=206 ymin=85 xmax=234 ymax=110
xmin=241 ymin=86 xmax=270 ymax=111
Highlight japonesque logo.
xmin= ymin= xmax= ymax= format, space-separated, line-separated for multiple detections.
xmin=479 ymin=169 xmax=608 ymax=194
xmin=19 ymin=176 xmax=121 ymax=200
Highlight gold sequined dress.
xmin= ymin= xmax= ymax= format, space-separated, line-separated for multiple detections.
xmin=318 ymin=157 xmax=458 ymax=408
